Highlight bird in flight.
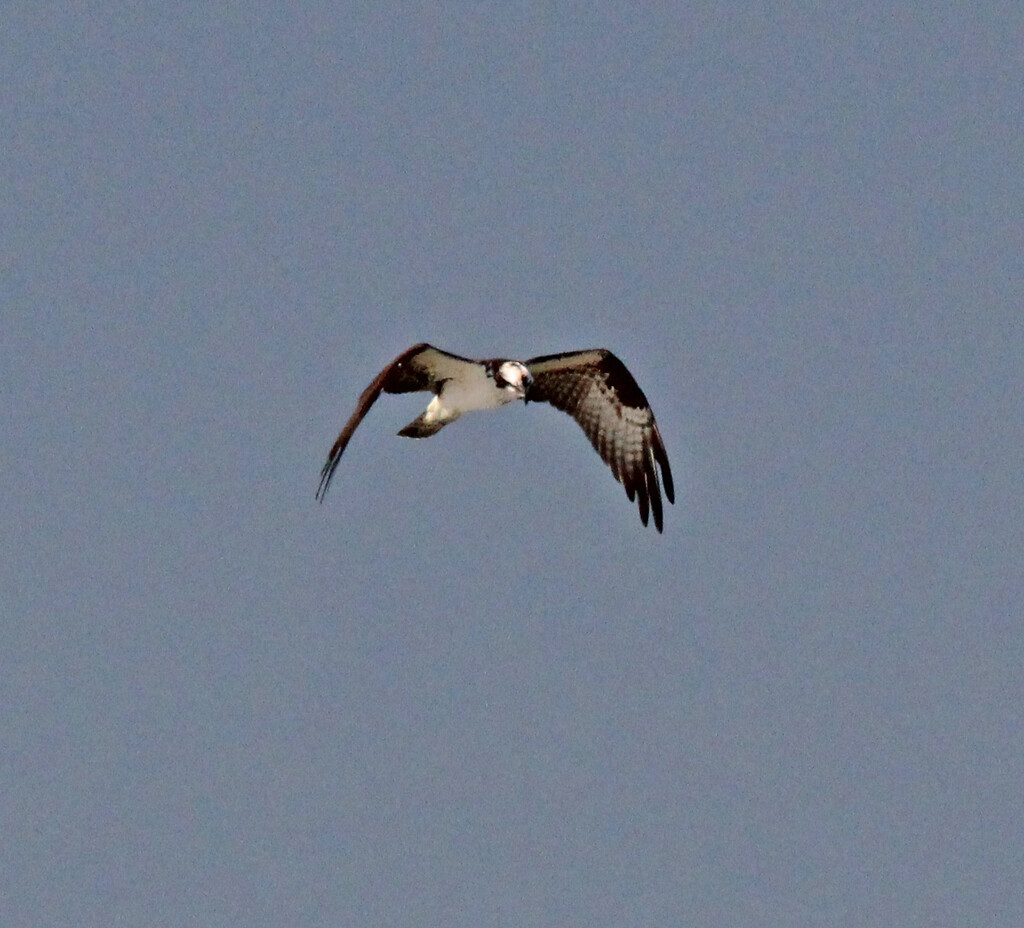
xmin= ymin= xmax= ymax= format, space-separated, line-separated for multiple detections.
xmin=316 ymin=343 xmax=674 ymax=531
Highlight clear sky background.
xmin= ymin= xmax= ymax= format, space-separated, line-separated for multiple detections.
xmin=4 ymin=3 xmax=1023 ymax=926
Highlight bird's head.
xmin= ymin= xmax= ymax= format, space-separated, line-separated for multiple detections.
xmin=495 ymin=360 xmax=533 ymax=401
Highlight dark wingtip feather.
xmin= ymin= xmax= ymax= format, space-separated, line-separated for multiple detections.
xmin=315 ymin=457 xmax=335 ymax=503
xmin=645 ymin=451 xmax=663 ymax=532
xmin=653 ymin=431 xmax=674 ymax=504
xmin=623 ymin=472 xmax=637 ymax=502
xmin=316 ymin=440 xmax=347 ymax=502
xmin=636 ymin=478 xmax=650 ymax=526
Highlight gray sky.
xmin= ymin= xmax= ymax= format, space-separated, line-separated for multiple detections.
xmin=4 ymin=3 xmax=1023 ymax=926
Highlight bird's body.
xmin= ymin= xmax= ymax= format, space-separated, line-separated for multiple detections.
xmin=317 ymin=343 xmax=674 ymax=531
xmin=397 ymin=353 xmax=531 ymax=437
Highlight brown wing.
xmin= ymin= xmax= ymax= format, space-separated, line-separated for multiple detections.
xmin=525 ymin=349 xmax=674 ymax=531
xmin=316 ymin=343 xmax=476 ymax=501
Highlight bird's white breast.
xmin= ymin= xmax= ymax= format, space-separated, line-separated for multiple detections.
xmin=427 ymin=365 xmax=518 ymax=423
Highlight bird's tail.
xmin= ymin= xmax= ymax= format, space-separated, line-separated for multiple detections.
xmin=397 ymin=413 xmax=450 ymax=438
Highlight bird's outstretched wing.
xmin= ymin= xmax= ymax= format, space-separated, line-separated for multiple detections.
xmin=525 ymin=349 xmax=674 ymax=531
xmin=316 ymin=343 xmax=475 ymax=501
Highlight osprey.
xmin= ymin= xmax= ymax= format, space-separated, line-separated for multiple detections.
xmin=316 ymin=343 xmax=674 ymax=531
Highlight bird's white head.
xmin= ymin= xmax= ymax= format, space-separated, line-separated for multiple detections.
xmin=495 ymin=360 xmax=533 ymax=400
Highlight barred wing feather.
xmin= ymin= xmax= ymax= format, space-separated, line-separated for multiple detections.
xmin=525 ymin=350 xmax=674 ymax=531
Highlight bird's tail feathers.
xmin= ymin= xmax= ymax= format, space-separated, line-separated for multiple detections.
xmin=397 ymin=414 xmax=449 ymax=438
